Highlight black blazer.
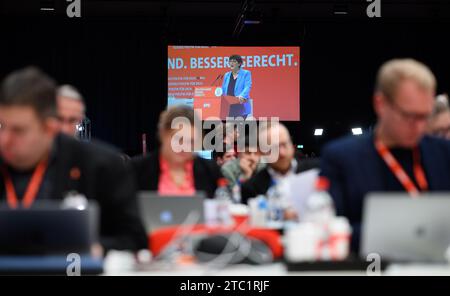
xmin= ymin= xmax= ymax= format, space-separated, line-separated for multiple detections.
xmin=0 ymin=134 xmax=147 ymax=252
xmin=240 ymin=156 xmax=320 ymax=203
xmin=131 ymin=152 xmax=223 ymax=198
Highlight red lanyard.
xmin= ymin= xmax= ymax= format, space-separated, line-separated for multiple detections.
xmin=1 ymin=157 xmax=49 ymax=209
xmin=375 ymin=139 xmax=428 ymax=197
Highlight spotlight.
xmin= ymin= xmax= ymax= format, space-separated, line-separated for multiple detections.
xmin=243 ymin=10 xmax=262 ymax=25
xmin=352 ymin=127 xmax=363 ymax=135
xmin=314 ymin=129 xmax=324 ymax=136
xmin=333 ymin=3 xmax=348 ymax=15
xmin=40 ymin=0 xmax=55 ymax=11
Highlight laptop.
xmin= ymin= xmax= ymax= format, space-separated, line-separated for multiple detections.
xmin=0 ymin=200 xmax=103 ymax=274
xmin=360 ymin=193 xmax=450 ymax=263
xmin=138 ymin=191 xmax=206 ymax=233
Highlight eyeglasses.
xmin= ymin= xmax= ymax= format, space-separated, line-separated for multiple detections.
xmin=388 ymin=101 xmax=432 ymax=123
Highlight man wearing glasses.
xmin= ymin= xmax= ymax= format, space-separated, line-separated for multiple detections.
xmin=320 ymin=58 xmax=450 ymax=252
xmin=56 ymin=85 xmax=86 ymax=138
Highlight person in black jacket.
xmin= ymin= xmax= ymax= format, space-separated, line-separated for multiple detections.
xmin=132 ymin=106 xmax=222 ymax=198
xmin=0 ymin=66 xmax=147 ymax=252
xmin=241 ymin=122 xmax=319 ymax=204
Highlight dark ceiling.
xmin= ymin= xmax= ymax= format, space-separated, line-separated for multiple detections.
xmin=2 ymin=1 xmax=450 ymax=19
xmin=1 ymin=1 xmax=450 ymax=155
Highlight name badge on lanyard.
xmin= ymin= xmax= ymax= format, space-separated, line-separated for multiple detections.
xmin=1 ymin=157 xmax=49 ymax=209
xmin=374 ymin=139 xmax=428 ymax=197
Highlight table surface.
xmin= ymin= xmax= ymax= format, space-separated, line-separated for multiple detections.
xmin=103 ymin=251 xmax=450 ymax=276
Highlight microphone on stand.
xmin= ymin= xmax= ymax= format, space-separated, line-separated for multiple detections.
xmin=211 ymin=73 xmax=223 ymax=86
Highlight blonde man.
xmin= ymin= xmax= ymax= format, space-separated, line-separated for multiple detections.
xmin=320 ymin=59 xmax=450 ymax=252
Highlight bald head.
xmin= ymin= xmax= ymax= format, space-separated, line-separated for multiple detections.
xmin=259 ymin=122 xmax=295 ymax=174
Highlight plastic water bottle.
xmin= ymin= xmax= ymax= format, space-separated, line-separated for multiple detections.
xmin=303 ymin=177 xmax=335 ymax=224
xmin=266 ymin=182 xmax=283 ymax=222
xmin=231 ymin=181 xmax=241 ymax=204
xmin=302 ymin=177 xmax=336 ymax=260
xmin=249 ymin=195 xmax=268 ymax=227
xmin=214 ymin=178 xmax=233 ymax=226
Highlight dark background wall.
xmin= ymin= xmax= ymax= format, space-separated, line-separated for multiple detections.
xmin=1 ymin=1 xmax=450 ymax=156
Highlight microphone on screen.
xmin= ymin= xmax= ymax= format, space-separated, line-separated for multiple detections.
xmin=211 ymin=73 xmax=223 ymax=86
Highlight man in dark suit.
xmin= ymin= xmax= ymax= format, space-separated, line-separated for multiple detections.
xmin=320 ymin=59 xmax=450 ymax=252
xmin=0 ymin=66 xmax=147 ymax=253
xmin=241 ymin=122 xmax=319 ymax=205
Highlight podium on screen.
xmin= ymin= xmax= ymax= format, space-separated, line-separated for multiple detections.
xmin=193 ymin=86 xmax=251 ymax=119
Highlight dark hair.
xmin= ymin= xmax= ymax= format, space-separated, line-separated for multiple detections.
xmin=229 ymin=54 xmax=243 ymax=67
xmin=0 ymin=66 xmax=57 ymax=118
